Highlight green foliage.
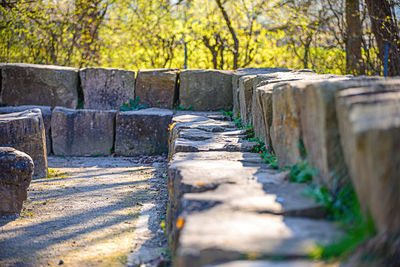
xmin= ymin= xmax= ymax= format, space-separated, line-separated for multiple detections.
xmin=285 ymin=160 xmax=316 ymax=183
xmin=119 ymin=97 xmax=147 ymax=111
xmin=233 ymin=117 xmax=242 ymax=128
xmin=175 ymin=105 xmax=194 ymax=111
xmin=220 ymin=110 xmax=233 ymax=119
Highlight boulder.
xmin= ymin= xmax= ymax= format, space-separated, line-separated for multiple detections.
xmin=79 ymin=67 xmax=135 ymax=110
xmin=135 ymin=69 xmax=178 ymax=108
xmin=0 ymin=109 xmax=47 ymax=178
xmin=51 ymin=107 xmax=116 ymax=156
xmin=179 ymin=69 xmax=233 ymax=111
xmin=0 ymin=106 xmax=52 ymax=155
xmin=1 ymin=63 xmax=78 ymax=108
xmin=0 ymin=147 xmax=34 ymax=216
xmin=336 ymin=87 xmax=400 ymax=234
xmin=115 ymin=108 xmax=173 ymax=156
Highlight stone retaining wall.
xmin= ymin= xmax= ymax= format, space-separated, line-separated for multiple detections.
xmin=1 ymin=63 xmax=400 ymax=254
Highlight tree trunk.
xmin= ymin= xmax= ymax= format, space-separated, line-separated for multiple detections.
xmin=365 ymin=0 xmax=400 ymax=76
xmin=215 ymin=0 xmax=239 ymax=69
xmin=345 ymin=0 xmax=364 ymax=75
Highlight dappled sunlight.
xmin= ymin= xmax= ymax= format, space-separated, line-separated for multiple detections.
xmin=0 ymin=156 xmax=168 ymax=266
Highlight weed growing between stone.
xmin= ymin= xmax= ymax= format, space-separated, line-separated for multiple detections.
xmin=285 ymin=141 xmax=377 ymax=261
xmin=221 ymin=109 xmax=378 ymax=261
xmin=221 ymin=110 xmax=279 ymax=169
xmin=175 ymin=105 xmax=194 ymax=111
xmin=119 ymin=96 xmax=147 ymax=111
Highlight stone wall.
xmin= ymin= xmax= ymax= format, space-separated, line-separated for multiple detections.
xmin=1 ymin=62 xmax=400 ymax=238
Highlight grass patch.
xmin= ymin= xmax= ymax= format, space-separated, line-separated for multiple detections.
xmin=284 ymin=141 xmax=377 ymax=260
xmin=47 ymin=168 xmax=68 ymax=179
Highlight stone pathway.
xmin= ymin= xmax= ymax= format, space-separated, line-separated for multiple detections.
xmin=168 ymin=112 xmax=342 ymax=267
xmin=0 ymin=156 xmax=169 ymax=267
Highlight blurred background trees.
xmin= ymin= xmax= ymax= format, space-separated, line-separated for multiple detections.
xmin=1 ymin=0 xmax=399 ymax=75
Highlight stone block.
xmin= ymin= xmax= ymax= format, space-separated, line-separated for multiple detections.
xmin=174 ymin=207 xmax=341 ymax=267
xmin=171 ymin=128 xmax=257 ymax=155
xmin=269 ymin=75 xmax=342 ymax=169
xmin=79 ymin=67 xmax=135 ymax=110
xmin=336 ymin=87 xmax=400 ymax=234
xmin=167 ymin=156 xmax=286 ymax=249
xmin=238 ymin=75 xmax=257 ymax=125
xmin=0 ymin=109 xmax=47 ymax=178
xmin=135 ymin=69 xmax=178 ymax=108
xmin=0 ymin=105 xmax=52 ymax=155
xmin=299 ymin=77 xmax=397 ymax=188
xmin=115 ymin=108 xmax=173 ymax=156
xmin=205 ymin=260 xmax=335 ymax=267
xmin=231 ymin=68 xmax=292 ymax=118
xmin=1 ymin=63 xmax=78 ymax=108
xmin=179 ymin=69 xmax=233 ymax=111
xmin=51 ymin=107 xmax=116 ymax=156
xmin=0 ymin=147 xmax=34 ymax=216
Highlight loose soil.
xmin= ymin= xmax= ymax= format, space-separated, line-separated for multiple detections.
xmin=0 ymin=156 xmax=169 ymax=267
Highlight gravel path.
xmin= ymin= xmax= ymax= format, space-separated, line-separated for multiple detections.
xmin=0 ymin=156 xmax=169 ymax=267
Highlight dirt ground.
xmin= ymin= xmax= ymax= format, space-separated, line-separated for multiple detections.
xmin=0 ymin=156 xmax=169 ymax=267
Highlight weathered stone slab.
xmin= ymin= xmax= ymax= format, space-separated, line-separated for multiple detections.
xmin=232 ymin=68 xmax=292 ymax=118
xmin=0 ymin=105 xmax=52 ymax=155
xmin=336 ymin=88 xmax=400 ymax=234
xmin=170 ymin=127 xmax=256 ymax=155
xmin=79 ymin=67 xmax=135 ymax=110
xmin=238 ymin=75 xmax=257 ymax=125
xmin=0 ymin=109 xmax=47 ymax=178
xmin=174 ymin=208 xmax=342 ymax=267
xmin=251 ymin=71 xmax=321 ymax=147
xmin=172 ymin=151 xmax=263 ymax=164
xmin=181 ymin=182 xmax=324 ymax=218
xmin=0 ymin=147 xmax=34 ymax=216
xmin=1 ymin=63 xmax=78 ymax=108
xmin=51 ymin=107 xmax=116 ymax=156
xmin=115 ymin=108 xmax=173 ymax=156
xmin=270 ymin=75 xmax=343 ymax=169
xmin=205 ymin=260 xmax=334 ymax=267
xmin=135 ymin=69 xmax=178 ymax=108
xmin=167 ymin=157 xmax=284 ymax=247
xmin=299 ymin=77 xmax=399 ymax=188
xmin=179 ymin=69 xmax=233 ymax=111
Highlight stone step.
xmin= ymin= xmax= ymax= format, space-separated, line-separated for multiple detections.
xmin=168 ymin=113 xmax=342 ymax=267
xmin=204 ymin=260 xmax=337 ymax=267
xmin=174 ymin=208 xmax=342 ymax=267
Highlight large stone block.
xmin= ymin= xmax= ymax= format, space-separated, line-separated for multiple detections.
xmin=115 ymin=108 xmax=173 ymax=156
xmin=299 ymin=77 xmax=395 ymax=188
xmin=269 ymin=75 xmax=341 ymax=169
xmin=79 ymin=67 xmax=135 ymax=110
xmin=232 ymin=68 xmax=292 ymax=118
xmin=1 ymin=63 xmax=78 ymax=108
xmin=175 ymin=208 xmax=341 ymax=267
xmin=179 ymin=69 xmax=233 ymax=111
xmin=0 ymin=105 xmax=52 ymax=155
xmin=0 ymin=147 xmax=34 ymax=216
xmin=135 ymin=69 xmax=178 ymax=108
xmin=238 ymin=75 xmax=257 ymax=126
xmin=336 ymin=87 xmax=400 ymax=234
xmin=0 ymin=109 xmax=47 ymax=178
xmin=51 ymin=107 xmax=116 ymax=156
